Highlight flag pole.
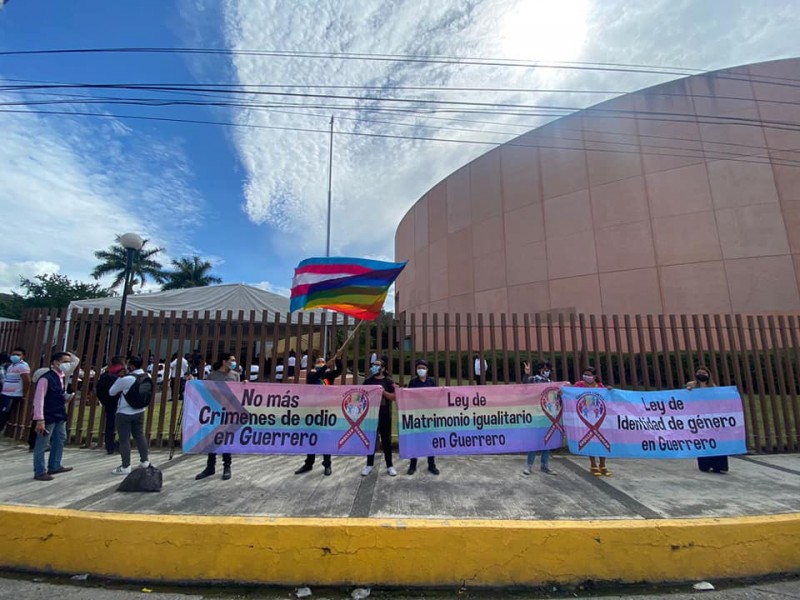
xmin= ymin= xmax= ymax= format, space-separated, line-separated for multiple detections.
xmin=322 ymin=116 xmax=334 ymax=358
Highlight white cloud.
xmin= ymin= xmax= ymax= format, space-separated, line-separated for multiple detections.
xmin=180 ymin=0 xmax=798 ymax=270
xmin=251 ymin=280 xmax=292 ymax=298
xmin=0 ymin=98 xmax=204 ymax=293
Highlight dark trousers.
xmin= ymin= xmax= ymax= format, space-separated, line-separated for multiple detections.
xmin=0 ymin=395 xmax=19 ymax=433
xmin=367 ymin=404 xmax=393 ymax=468
xmin=409 ymin=456 xmax=437 ymax=469
xmin=207 ymin=453 xmax=232 ymax=468
xmin=304 ymin=453 xmax=332 ymax=468
xmin=103 ymin=401 xmax=118 ymax=453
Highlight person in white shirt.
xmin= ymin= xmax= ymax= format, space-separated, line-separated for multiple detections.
xmin=473 ymin=354 xmax=488 ymax=385
xmin=300 ymin=350 xmax=308 ymax=371
xmin=275 ymin=357 xmax=284 ymax=382
xmin=287 ymin=349 xmax=297 ymax=378
xmin=109 ymin=356 xmax=150 ymax=475
xmin=169 ymin=353 xmax=189 ymax=399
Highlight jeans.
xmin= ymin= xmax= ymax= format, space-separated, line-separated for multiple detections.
xmin=33 ymin=420 xmax=67 ymax=477
xmin=527 ymin=450 xmax=550 ymax=469
xmin=116 ymin=412 xmax=149 ymax=468
xmin=366 ymin=404 xmax=393 ymax=468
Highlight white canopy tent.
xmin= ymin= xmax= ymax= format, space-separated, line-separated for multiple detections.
xmin=67 ymin=283 xmax=342 ymax=323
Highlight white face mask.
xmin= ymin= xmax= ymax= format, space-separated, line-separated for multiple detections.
xmin=542 ymin=370 xmax=551 ymax=378
xmin=416 ymin=368 xmax=427 ymax=378
xmin=582 ymin=374 xmax=595 ymax=384
xmin=59 ymin=363 xmax=72 ymax=374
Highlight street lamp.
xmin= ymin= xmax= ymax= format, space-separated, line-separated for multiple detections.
xmin=115 ymin=232 xmax=144 ymax=355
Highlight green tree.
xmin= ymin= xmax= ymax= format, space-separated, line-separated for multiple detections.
xmin=0 ymin=274 xmax=113 ymax=319
xmin=91 ymin=239 xmax=166 ymax=292
xmin=161 ymin=256 xmax=222 ymax=291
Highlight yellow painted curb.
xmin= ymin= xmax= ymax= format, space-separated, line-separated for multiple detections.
xmin=0 ymin=505 xmax=799 ymax=586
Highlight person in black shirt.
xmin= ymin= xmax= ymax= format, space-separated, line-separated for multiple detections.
xmin=361 ymin=355 xmax=397 ymax=477
xmin=406 ymin=359 xmax=440 ymax=475
xmin=294 ymin=348 xmax=343 ymax=477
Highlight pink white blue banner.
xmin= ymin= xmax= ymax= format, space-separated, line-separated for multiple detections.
xmin=561 ymin=386 xmax=747 ymax=458
xmin=182 ymin=380 xmax=382 ymax=455
xmin=396 ymin=383 xmax=568 ymax=458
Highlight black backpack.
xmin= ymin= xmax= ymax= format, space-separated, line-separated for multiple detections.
xmin=118 ymin=465 xmax=162 ymax=492
xmin=125 ymin=373 xmax=153 ymax=409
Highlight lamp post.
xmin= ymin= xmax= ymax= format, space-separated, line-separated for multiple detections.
xmin=115 ymin=232 xmax=144 ymax=356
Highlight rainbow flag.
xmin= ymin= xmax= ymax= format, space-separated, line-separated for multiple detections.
xmin=290 ymin=257 xmax=407 ymax=320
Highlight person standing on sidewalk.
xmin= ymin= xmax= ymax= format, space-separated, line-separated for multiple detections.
xmin=1 ymin=347 xmax=31 ymax=436
xmin=687 ymin=365 xmax=729 ymax=474
xmin=31 ymin=352 xmax=75 ymax=481
xmin=574 ymin=365 xmax=613 ymax=477
xmin=361 ymin=355 xmax=397 ymax=477
xmin=522 ymin=360 xmax=556 ymax=475
xmin=294 ymin=348 xmax=343 ymax=476
xmin=195 ymin=353 xmax=240 ymax=481
xmin=406 ymin=358 xmax=439 ymax=476
xmin=109 ymin=356 xmax=150 ymax=475
xmin=95 ymin=357 xmax=125 ymax=455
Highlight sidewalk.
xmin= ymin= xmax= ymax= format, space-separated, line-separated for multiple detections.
xmin=1 ymin=440 xmax=799 ymax=520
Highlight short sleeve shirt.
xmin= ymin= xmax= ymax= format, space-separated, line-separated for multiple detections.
xmin=3 ymin=360 xmax=30 ymax=397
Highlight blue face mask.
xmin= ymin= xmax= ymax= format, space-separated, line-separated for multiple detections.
xmin=10 ymin=355 xmax=21 ymax=364
xmin=370 ymin=365 xmax=381 ymax=376
xmin=229 ymin=361 xmax=237 ymax=370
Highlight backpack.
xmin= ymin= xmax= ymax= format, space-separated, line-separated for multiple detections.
xmin=125 ymin=373 xmax=153 ymax=409
xmin=117 ymin=465 xmax=162 ymax=492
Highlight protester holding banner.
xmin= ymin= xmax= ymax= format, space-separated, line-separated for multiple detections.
xmin=574 ymin=366 xmax=612 ymax=477
xmin=361 ymin=355 xmax=398 ymax=477
xmin=294 ymin=349 xmax=343 ymax=476
xmin=195 ymin=353 xmax=240 ymax=481
xmin=522 ymin=360 xmax=555 ymax=475
xmin=405 ymin=359 xmax=440 ymax=476
xmin=687 ymin=366 xmax=729 ymax=474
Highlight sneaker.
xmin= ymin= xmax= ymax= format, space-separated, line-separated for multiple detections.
xmin=522 ymin=465 xmax=532 ymax=476
xmin=112 ymin=465 xmax=131 ymax=475
xmin=323 ymin=466 xmax=332 ymax=476
xmin=195 ymin=468 xmax=214 ymax=481
xmin=387 ymin=466 xmax=398 ymax=477
xmin=294 ymin=463 xmax=313 ymax=475
xmin=138 ymin=461 xmax=150 ymax=469
xmin=361 ymin=465 xmax=374 ymax=477
xmin=541 ymin=466 xmax=555 ymax=475
xmin=34 ymin=473 xmax=54 ymax=481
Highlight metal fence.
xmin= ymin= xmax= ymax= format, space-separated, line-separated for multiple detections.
xmin=5 ymin=308 xmax=800 ymax=454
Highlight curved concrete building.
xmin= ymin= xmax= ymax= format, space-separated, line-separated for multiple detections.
xmin=395 ymin=58 xmax=800 ymax=316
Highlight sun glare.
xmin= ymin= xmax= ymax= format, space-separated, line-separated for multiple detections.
xmin=499 ymin=0 xmax=589 ymax=62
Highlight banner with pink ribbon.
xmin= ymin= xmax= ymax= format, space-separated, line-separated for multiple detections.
xmin=561 ymin=386 xmax=747 ymax=458
xmin=182 ymin=380 xmax=382 ymax=455
xmin=396 ymin=383 xmax=568 ymax=458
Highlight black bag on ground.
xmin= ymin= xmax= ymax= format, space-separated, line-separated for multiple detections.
xmin=125 ymin=374 xmax=153 ymax=409
xmin=117 ymin=465 xmax=163 ymax=492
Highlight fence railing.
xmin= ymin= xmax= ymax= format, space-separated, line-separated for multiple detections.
xmin=5 ymin=308 xmax=800 ymax=454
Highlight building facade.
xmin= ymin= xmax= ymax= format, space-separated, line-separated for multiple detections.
xmin=395 ymin=58 xmax=800 ymax=317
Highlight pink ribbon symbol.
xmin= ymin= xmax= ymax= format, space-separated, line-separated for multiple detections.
xmin=576 ymin=392 xmax=611 ymax=451
xmin=540 ymin=387 xmax=564 ymax=444
xmin=338 ymin=390 xmax=371 ymax=449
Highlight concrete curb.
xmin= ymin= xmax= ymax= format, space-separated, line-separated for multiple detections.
xmin=1 ymin=504 xmax=799 ymax=586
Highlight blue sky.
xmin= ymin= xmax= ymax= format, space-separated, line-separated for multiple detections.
xmin=1 ymin=0 xmax=798 ymax=308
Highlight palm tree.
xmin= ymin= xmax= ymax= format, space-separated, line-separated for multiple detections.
xmin=91 ymin=239 xmax=167 ymax=293
xmin=161 ymin=256 xmax=222 ymax=291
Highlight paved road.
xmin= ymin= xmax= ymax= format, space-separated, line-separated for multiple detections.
xmin=0 ymin=574 xmax=798 ymax=599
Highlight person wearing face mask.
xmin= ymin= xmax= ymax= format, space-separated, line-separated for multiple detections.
xmin=196 ymin=353 xmax=241 ymax=481
xmin=108 ymin=356 xmax=151 ymax=476
xmin=521 ymin=360 xmax=556 ymax=475
xmin=95 ymin=356 xmax=126 ymax=455
xmin=1 ymin=347 xmax=31 ymax=436
xmin=406 ymin=359 xmax=440 ymax=475
xmin=31 ymin=352 xmax=75 ymax=481
xmin=294 ymin=348 xmax=343 ymax=476
xmin=361 ymin=355 xmax=397 ymax=477
xmin=573 ymin=366 xmax=613 ymax=477
xmin=687 ymin=366 xmax=729 ymax=474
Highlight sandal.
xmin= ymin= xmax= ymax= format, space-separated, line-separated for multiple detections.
xmin=590 ymin=466 xmax=601 ymax=476
xmin=600 ymin=467 xmax=612 ymax=477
